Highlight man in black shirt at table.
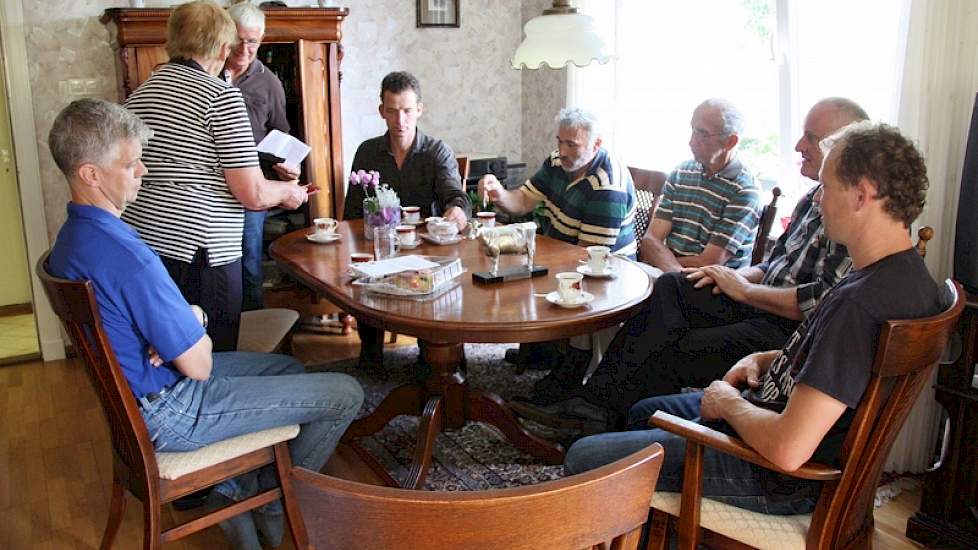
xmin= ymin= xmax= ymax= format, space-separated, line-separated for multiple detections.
xmin=344 ymin=71 xmax=471 ymax=369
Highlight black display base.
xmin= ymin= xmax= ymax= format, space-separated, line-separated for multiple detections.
xmin=472 ymin=265 xmax=548 ymax=284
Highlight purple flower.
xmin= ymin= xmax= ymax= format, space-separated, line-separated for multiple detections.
xmin=370 ymin=170 xmax=380 ymax=187
xmin=380 ymin=206 xmax=399 ymax=224
xmin=349 ymin=171 xmax=361 ymax=185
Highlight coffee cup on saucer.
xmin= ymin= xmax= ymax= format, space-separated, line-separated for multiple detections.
xmin=476 ymin=211 xmax=496 ymax=228
xmin=350 ymin=252 xmax=373 ymax=264
xmin=556 ymin=272 xmax=584 ymax=303
xmin=313 ymin=217 xmax=338 ymax=236
xmin=396 ymin=224 xmax=417 ymax=246
xmin=586 ymin=245 xmax=611 ymax=274
xmin=432 ymin=220 xmax=459 ymax=239
xmin=402 ymin=206 xmax=421 ymax=224
xmin=425 ymin=216 xmax=444 ymax=234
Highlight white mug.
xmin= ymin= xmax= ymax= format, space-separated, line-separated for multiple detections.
xmin=396 ymin=224 xmax=417 ymax=246
xmin=556 ymin=272 xmax=584 ymax=303
xmin=476 ymin=211 xmax=496 ymax=228
xmin=402 ymin=206 xmax=421 ymax=224
xmin=586 ymin=245 xmax=611 ymax=273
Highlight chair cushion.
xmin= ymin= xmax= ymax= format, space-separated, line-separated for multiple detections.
xmin=652 ymin=491 xmax=810 ymax=550
xmin=238 ymin=308 xmax=300 ymax=353
xmin=156 ymin=424 xmax=300 ymax=480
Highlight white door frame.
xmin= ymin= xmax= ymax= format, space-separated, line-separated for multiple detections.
xmin=1 ymin=0 xmax=65 ymax=361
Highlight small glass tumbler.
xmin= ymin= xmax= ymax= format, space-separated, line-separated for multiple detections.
xmin=373 ymin=226 xmax=401 ymax=260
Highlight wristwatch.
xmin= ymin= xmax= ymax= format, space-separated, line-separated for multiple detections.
xmin=200 ymin=309 xmax=208 ymax=329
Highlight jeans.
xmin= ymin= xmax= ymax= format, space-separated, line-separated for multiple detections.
xmin=564 ymin=392 xmax=818 ymax=515
xmin=141 ymin=351 xmax=364 ymax=502
xmin=242 ymin=209 xmax=266 ymax=312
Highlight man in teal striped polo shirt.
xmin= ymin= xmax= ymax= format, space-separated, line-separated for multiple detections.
xmin=640 ymin=98 xmax=761 ymax=272
xmin=479 ymin=107 xmax=636 ymax=257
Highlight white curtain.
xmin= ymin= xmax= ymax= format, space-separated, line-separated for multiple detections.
xmin=885 ymin=0 xmax=978 ymax=473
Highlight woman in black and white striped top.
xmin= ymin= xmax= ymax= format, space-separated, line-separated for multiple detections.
xmin=122 ymin=0 xmax=307 ymax=351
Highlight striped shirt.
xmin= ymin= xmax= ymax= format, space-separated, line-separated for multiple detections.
xmin=521 ymin=149 xmax=637 ymax=257
xmin=122 ymin=61 xmax=259 ymax=267
xmin=654 ymin=158 xmax=760 ymax=268
xmin=758 ymin=184 xmax=852 ymax=318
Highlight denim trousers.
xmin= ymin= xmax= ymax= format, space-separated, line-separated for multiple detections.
xmin=140 ymin=351 xmax=364 ymax=503
xmin=564 ymin=392 xmax=818 ymax=515
xmin=241 ymin=209 xmax=266 ymax=312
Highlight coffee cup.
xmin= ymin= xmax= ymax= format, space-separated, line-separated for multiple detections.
xmin=313 ymin=217 xmax=338 ymax=235
xmin=586 ymin=245 xmax=611 ymax=274
xmin=395 ymin=224 xmax=417 ymax=246
xmin=350 ymin=252 xmax=373 ymax=264
xmin=432 ymin=220 xmax=459 ymax=239
xmin=556 ymin=272 xmax=584 ymax=303
xmin=425 ymin=216 xmax=444 ymax=233
xmin=402 ymin=206 xmax=421 ymax=224
xmin=476 ymin=211 xmax=496 ymax=228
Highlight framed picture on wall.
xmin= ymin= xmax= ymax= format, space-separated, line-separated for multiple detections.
xmin=417 ymin=0 xmax=460 ymax=28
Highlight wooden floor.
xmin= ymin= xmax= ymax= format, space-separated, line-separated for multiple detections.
xmin=0 ymin=286 xmax=925 ymax=548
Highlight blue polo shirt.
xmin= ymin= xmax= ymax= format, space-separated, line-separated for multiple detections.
xmin=49 ymin=203 xmax=205 ymax=398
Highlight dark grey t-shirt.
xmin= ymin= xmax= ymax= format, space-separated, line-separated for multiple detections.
xmin=342 ymin=129 xmax=470 ymax=220
xmin=750 ymin=247 xmax=941 ymax=463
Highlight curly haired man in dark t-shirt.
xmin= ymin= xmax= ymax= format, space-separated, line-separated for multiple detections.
xmin=564 ymin=122 xmax=942 ymax=516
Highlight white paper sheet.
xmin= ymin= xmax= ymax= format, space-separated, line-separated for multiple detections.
xmin=351 ymin=255 xmax=440 ymax=279
xmin=256 ymin=129 xmax=311 ymax=169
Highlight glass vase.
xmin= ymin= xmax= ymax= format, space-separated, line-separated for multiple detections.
xmin=363 ymin=199 xmax=401 ymax=240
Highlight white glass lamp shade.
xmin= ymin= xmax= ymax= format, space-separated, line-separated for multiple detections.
xmin=512 ymin=13 xmax=611 ymax=70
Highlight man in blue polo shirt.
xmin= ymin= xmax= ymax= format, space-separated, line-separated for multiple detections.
xmin=47 ymin=98 xmax=363 ymax=550
xmin=640 ymin=98 xmax=761 ymax=273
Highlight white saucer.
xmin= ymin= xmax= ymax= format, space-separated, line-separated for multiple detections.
xmin=577 ymin=264 xmax=617 ymax=278
xmin=545 ymin=290 xmax=595 ymax=309
xmin=420 ymin=232 xmax=462 ymax=245
xmin=306 ymin=232 xmax=341 ymax=244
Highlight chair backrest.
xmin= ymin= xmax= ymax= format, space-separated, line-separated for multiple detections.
xmin=807 ymin=279 xmax=964 ymax=548
xmin=628 ymin=166 xmax=668 ymax=240
xmin=291 ymin=443 xmax=664 ymax=550
xmin=456 ymin=155 xmax=471 ymax=183
xmin=751 ymin=186 xmax=781 ymax=265
xmin=35 ymin=252 xmax=160 ymax=497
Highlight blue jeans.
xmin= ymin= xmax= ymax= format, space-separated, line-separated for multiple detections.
xmin=140 ymin=351 xmax=364 ymax=502
xmin=564 ymin=392 xmax=818 ymax=515
xmin=242 ymin=209 xmax=266 ymax=311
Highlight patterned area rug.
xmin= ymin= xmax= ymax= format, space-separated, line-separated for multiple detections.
xmin=309 ymin=343 xmax=569 ymax=491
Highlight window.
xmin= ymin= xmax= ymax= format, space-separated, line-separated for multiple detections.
xmin=571 ymin=0 xmax=909 ymax=203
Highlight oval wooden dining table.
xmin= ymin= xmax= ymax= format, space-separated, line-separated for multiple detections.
xmin=270 ymin=220 xmax=652 ymax=488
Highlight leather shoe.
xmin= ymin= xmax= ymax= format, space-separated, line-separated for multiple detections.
xmin=509 ymin=397 xmax=611 ymax=434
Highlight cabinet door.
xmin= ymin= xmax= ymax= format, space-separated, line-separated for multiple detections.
xmin=122 ymin=46 xmax=169 ymax=96
xmin=297 ymin=39 xmax=334 ymax=218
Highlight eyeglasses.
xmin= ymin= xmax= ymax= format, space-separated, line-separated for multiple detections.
xmin=236 ymin=38 xmax=261 ymax=49
xmin=691 ymin=128 xmax=728 ymax=140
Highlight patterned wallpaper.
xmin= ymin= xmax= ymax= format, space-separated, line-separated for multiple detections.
xmin=20 ymin=0 xmax=526 ymax=240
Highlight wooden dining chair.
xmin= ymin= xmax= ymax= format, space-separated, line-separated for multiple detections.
xmin=238 ymin=307 xmax=300 ymax=353
xmin=628 ymin=165 xmax=668 ymax=243
xmin=645 ymin=279 xmax=964 ymax=550
xmin=36 ymin=252 xmax=309 ymax=549
xmin=291 ymin=442 xmax=663 ymax=550
xmin=751 ymin=186 xmax=782 ymax=265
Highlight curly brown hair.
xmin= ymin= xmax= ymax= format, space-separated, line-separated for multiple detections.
xmin=823 ymin=122 xmax=928 ymax=226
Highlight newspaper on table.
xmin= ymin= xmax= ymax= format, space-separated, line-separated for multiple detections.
xmin=351 ymin=255 xmax=465 ymax=299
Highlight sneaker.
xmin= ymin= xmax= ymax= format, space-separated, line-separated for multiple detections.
xmin=522 ymin=347 xmax=591 ymax=404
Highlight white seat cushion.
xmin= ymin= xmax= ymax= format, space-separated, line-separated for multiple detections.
xmin=652 ymin=491 xmax=810 ymax=550
xmin=238 ymin=308 xmax=300 ymax=353
xmin=156 ymin=424 xmax=300 ymax=480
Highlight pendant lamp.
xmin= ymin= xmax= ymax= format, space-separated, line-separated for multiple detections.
xmin=512 ymin=0 xmax=611 ymax=70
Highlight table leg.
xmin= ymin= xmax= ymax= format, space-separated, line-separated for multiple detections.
xmin=404 ymin=396 xmax=444 ymax=489
xmin=465 ymin=391 xmax=565 ymax=464
xmin=344 ymin=383 xmax=426 ymax=439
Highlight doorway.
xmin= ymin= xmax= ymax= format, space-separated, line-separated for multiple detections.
xmin=0 ymin=30 xmax=37 ymax=366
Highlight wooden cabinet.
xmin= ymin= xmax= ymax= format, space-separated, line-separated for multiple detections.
xmin=101 ymin=7 xmax=348 ymax=219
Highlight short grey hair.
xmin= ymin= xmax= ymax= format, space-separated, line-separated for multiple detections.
xmin=228 ymin=1 xmax=266 ymax=34
xmin=48 ymin=98 xmax=152 ymax=179
xmin=699 ymin=98 xmax=745 ymax=136
xmin=555 ymin=107 xmax=601 ymax=146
